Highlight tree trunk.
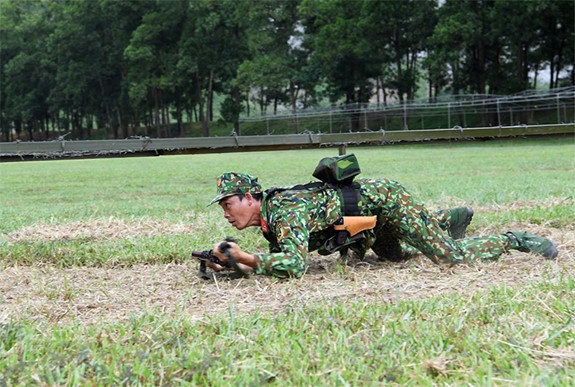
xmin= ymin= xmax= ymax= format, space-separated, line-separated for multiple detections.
xmin=112 ymin=110 xmax=120 ymax=139
xmin=14 ymin=119 xmax=22 ymax=141
xmin=73 ymin=111 xmax=82 ymax=139
xmin=208 ymin=74 xmax=214 ymax=122
xmin=259 ymin=87 xmax=265 ymax=115
xmin=246 ymin=90 xmax=250 ymax=117
xmin=376 ymin=76 xmax=382 ymax=106
xmin=233 ymin=85 xmax=241 ymax=135
xmin=27 ymin=122 xmax=33 ymax=141
xmin=175 ymin=93 xmax=183 ymax=137
xmin=43 ymin=116 xmax=49 ymax=140
xmin=152 ymin=87 xmax=161 ymax=137
xmin=202 ymin=69 xmax=214 ymax=137
xmin=118 ymin=107 xmax=130 ymax=138
xmin=549 ymin=54 xmax=555 ymax=89
xmin=176 ymin=108 xmax=183 ymax=137
xmin=160 ymin=91 xmax=169 ymax=138
xmin=289 ymin=80 xmax=297 ymax=113
xmin=196 ymin=74 xmax=206 ymax=137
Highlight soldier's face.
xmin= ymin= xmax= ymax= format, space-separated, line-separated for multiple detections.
xmin=219 ymin=194 xmax=258 ymax=230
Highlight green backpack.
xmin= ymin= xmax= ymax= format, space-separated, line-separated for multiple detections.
xmin=312 ymin=153 xmax=362 ymax=217
xmin=312 ymin=154 xmax=361 ymax=185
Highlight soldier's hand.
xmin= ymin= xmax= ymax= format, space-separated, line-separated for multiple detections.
xmin=213 ymin=240 xmax=257 ymax=273
xmin=205 ymin=259 xmax=226 ymax=272
xmin=212 ymin=240 xmax=240 ymax=262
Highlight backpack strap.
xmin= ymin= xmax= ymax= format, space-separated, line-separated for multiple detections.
xmin=264 ymin=181 xmax=325 ymax=199
xmin=337 ymin=182 xmax=361 ymax=216
xmin=261 ymin=181 xmax=326 ymax=241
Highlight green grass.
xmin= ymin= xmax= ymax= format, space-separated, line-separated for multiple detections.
xmin=1 ymin=137 xmax=574 ymax=385
xmin=2 ymin=137 xmax=573 ymax=226
xmin=1 ymin=137 xmax=573 ymax=267
xmin=1 ymin=278 xmax=573 ymax=385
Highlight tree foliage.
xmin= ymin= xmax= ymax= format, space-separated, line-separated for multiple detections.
xmin=1 ymin=0 xmax=573 ymax=141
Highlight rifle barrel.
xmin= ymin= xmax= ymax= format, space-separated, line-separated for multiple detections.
xmin=192 ymin=250 xmax=209 ymax=258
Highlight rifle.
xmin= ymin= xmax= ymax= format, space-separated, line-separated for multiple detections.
xmin=192 ymin=238 xmax=249 ymax=280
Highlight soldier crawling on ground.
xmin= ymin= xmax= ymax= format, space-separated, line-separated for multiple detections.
xmin=203 ymin=160 xmax=557 ymax=279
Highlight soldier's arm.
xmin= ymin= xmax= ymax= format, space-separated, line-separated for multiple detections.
xmin=253 ymin=213 xmax=310 ymax=278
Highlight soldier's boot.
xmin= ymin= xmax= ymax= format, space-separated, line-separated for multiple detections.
xmin=506 ymin=231 xmax=558 ymax=259
xmin=448 ymin=206 xmax=474 ymax=240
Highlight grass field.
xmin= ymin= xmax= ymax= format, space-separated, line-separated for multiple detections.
xmin=1 ymin=136 xmax=574 ymax=385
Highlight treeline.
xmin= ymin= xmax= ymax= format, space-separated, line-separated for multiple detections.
xmin=1 ymin=0 xmax=573 ymax=141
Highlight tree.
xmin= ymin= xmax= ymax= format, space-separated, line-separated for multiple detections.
xmin=489 ymin=0 xmax=548 ymax=92
xmin=175 ymin=0 xmax=250 ymax=137
xmin=300 ymin=0 xmax=438 ymax=130
xmin=1 ymin=0 xmax=55 ymax=140
xmin=124 ymin=0 xmax=187 ymax=138
xmin=93 ymin=0 xmax=150 ymax=138
xmin=1 ymin=0 xmax=572 ymax=139
xmin=535 ymin=0 xmax=575 ymax=88
xmin=235 ymin=0 xmax=317 ymax=126
xmin=361 ymin=0 xmax=438 ymax=102
xmin=301 ymin=0 xmax=377 ymax=107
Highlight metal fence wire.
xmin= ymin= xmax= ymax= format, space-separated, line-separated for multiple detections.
xmin=238 ymin=87 xmax=575 ymax=136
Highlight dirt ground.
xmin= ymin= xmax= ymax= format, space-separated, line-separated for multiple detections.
xmin=1 ymin=225 xmax=573 ymax=326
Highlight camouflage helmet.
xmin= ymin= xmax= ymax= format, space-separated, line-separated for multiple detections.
xmin=208 ymin=172 xmax=262 ymax=206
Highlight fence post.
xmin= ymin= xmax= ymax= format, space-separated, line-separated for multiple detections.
xmin=557 ymin=93 xmax=561 ymax=124
xmin=403 ymin=103 xmax=408 ymax=130
xmin=497 ymin=99 xmax=501 ymax=126
xmin=349 ymin=113 xmax=352 ymax=132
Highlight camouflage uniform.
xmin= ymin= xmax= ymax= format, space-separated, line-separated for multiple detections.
xmin=255 ymin=177 xmax=510 ymax=278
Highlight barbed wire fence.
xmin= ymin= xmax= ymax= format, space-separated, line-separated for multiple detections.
xmin=2 ymin=87 xmax=573 ymax=161
xmin=238 ymin=87 xmax=575 ymax=136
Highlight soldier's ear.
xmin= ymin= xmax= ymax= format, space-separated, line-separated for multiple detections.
xmin=245 ymin=192 xmax=254 ymax=205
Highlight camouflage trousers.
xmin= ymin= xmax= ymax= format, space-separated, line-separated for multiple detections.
xmin=366 ymin=179 xmax=511 ymax=264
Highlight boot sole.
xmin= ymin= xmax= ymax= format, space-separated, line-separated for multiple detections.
xmin=451 ymin=206 xmax=474 ymax=239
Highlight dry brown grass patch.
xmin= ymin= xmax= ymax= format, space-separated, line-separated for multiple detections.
xmin=1 ymin=225 xmax=573 ymax=326
xmin=6 ymin=216 xmax=203 ymax=243
xmin=6 ymin=197 xmax=572 ymax=243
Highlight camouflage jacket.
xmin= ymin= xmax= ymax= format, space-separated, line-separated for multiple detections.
xmin=254 ymin=178 xmax=397 ymax=278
